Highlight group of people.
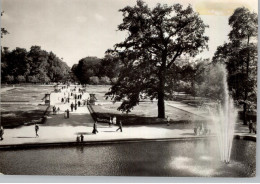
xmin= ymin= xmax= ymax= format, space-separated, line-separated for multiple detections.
xmin=52 ymin=106 xmax=60 ymax=115
xmin=248 ymin=120 xmax=257 ymax=134
xmin=75 ymin=119 xmax=123 ymax=143
xmin=194 ymin=123 xmax=211 ymax=135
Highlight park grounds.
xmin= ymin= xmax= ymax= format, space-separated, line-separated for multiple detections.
xmin=0 ymin=84 xmax=256 ymax=149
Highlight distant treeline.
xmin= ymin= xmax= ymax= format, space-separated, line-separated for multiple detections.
xmin=71 ymin=55 xmax=122 ymax=85
xmin=1 ymin=46 xmax=73 ymax=84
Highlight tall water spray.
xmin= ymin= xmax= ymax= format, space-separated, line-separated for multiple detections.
xmin=210 ymin=64 xmax=237 ymax=163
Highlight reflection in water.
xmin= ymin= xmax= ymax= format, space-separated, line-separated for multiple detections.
xmin=0 ymin=139 xmax=256 ymax=177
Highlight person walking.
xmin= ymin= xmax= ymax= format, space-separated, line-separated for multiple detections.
xmin=92 ymin=121 xmax=98 ymax=134
xmin=80 ymin=134 xmax=84 ymax=142
xmin=67 ymin=109 xmax=70 ymax=118
xmin=76 ymin=135 xmax=80 ymax=142
xmin=35 ymin=124 xmax=39 ymax=137
xmin=166 ymin=116 xmax=170 ymax=126
xmin=249 ymin=120 xmax=253 ymax=133
xmin=70 ymin=103 xmax=74 ymax=112
xmin=78 ymin=101 xmax=81 ymax=107
xmin=75 ymin=104 xmax=77 ymax=111
xmin=116 ymin=121 xmax=123 ymax=132
xmin=113 ymin=116 xmax=117 ymax=125
xmin=109 ymin=117 xmax=112 ymax=127
xmin=0 ymin=126 xmax=4 ymax=140
xmin=53 ymin=106 xmax=56 ymax=115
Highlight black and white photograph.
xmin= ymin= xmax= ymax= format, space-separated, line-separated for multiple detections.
xmin=0 ymin=0 xmax=258 ymax=177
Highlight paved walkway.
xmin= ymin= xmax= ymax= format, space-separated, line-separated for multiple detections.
xmin=0 ymin=87 xmax=256 ymax=147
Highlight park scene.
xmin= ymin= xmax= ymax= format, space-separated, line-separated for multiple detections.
xmin=0 ymin=0 xmax=257 ymax=178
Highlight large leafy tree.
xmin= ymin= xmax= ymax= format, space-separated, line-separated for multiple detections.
xmin=213 ymin=7 xmax=257 ymax=124
xmin=1 ymin=46 xmax=71 ymax=84
xmin=106 ymin=0 xmax=208 ymax=118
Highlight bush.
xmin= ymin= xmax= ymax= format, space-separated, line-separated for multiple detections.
xmin=100 ymin=76 xmax=111 ymax=85
xmin=89 ymin=76 xmax=99 ymax=84
xmin=5 ymin=75 xmax=14 ymax=83
xmin=16 ymin=75 xmax=26 ymax=83
xmin=111 ymin=77 xmax=118 ymax=84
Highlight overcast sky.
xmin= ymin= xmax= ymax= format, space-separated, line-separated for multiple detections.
xmin=1 ymin=0 xmax=258 ymax=67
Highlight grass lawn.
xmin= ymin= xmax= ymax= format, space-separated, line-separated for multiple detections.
xmin=91 ymin=102 xmax=206 ymax=128
xmin=1 ymin=85 xmax=53 ymax=128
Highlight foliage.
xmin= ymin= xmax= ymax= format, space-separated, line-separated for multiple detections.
xmin=1 ymin=46 xmax=71 ymax=84
xmin=89 ymin=76 xmax=100 ymax=85
xmin=72 ymin=54 xmax=122 ymax=85
xmin=105 ymin=0 xmax=209 ymax=117
xmin=212 ymin=7 xmax=258 ymax=123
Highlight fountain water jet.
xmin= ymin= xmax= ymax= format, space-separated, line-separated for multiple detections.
xmin=209 ymin=64 xmax=237 ymax=163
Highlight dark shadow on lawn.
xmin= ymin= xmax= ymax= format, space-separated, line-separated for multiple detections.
xmin=93 ymin=111 xmax=209 ymax=128
xmin=1 ymin=109 xmax=48 ymax=129
xmin=13 ymin=136 xmax=36 ymax=138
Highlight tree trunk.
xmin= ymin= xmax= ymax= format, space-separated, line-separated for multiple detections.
xmin=158 ymin=88 xmax=165 ymax=118
xmin=158 ymin=53 xmax=166 ymax=119
xmin=243 ymin=103 xmax=247 ymax=125
xmin=243 ymin=35 xmax=250 ymax=125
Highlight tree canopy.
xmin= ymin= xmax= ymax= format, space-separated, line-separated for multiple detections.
xmin=1 ymin=46 xmax=72 ymax=84
xmin=213 ymin=7 xmax=258 ymax=124
xmin=105 ymin=0 xmax=209 ymax=118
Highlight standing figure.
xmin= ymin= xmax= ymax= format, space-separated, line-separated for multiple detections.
xmin=76 ymin=135 xmax=80 ymax=142
xmin=53 ymin=106 xmax=56 ymax=115
xmin=113 ymin=116 xmax=117 ymax=125
xmin=249 ymin=120 xmax=253 ymax=133
xmin=0 ymin=126 xmax=4 ymax=140
xmin=116 ymin=121 xmax=123 ymax=132
xmin=109 ymin=117 xmax=112 ymax=127
xmin=35 ymin=124 xmax=39 ymax=137
xmin=64 ymin=110 xmax=67 ymax=119
xmin=75 ymin=104 xmax=77 ymax=111
xmin=166 ymin=116 xmax=170 ymax=126
xmin=70 ymin=103 xmax=74 ymax=112
xmin=67 ymin=109 xmax=70 ymax=118
xmin=80 ymin=134 xmax=84 ymax=142
xmin=92 ymin=121 xmax=98 ymax=134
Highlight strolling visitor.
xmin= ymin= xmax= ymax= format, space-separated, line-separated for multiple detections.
xmin=249 ymin=120 xmax=253 ymax=133
xmin=109 ymin=117 xmax=112 ymax=127
xmin=78 ymin=101 xmax=81 ymax=107
xmin=70 ymin=103 xmax=74 ymax=112
xmin=67 ymin=109 xmax=70 ymax=118
xmin=75 ymin=104 xmax=77 ymax=111
xmin=116 ymin=121 xmax=123 ymax=132
xmin=53 ymin=106 xmax=56 ymax=115
xmin=35 ymin=124 xmax=39 ymax=137
xmin=61 ymin=98 xmax=64 ymax=103
xmin=0 ymin=126 xmax=4 ymax=140
xmin=92 ymin=121 xmax=98 ymax=134
xmin=80 ymin=134 xmax=84 ymax=142
xmin=64 ymin=110 xmax=67 ymax=118
xmin=166 ymin=116 xmax=170 ymax=126
xmin=113 ymin=116 xmax=117 ymax=125
xmin=76 ymin=135 xmax=80 ymax=142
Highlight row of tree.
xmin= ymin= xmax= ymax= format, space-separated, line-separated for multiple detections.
xmin=71 ymin=55 xmax=122 ymax=84
xmin=1 ymin=46 xmax=72 ymax=84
